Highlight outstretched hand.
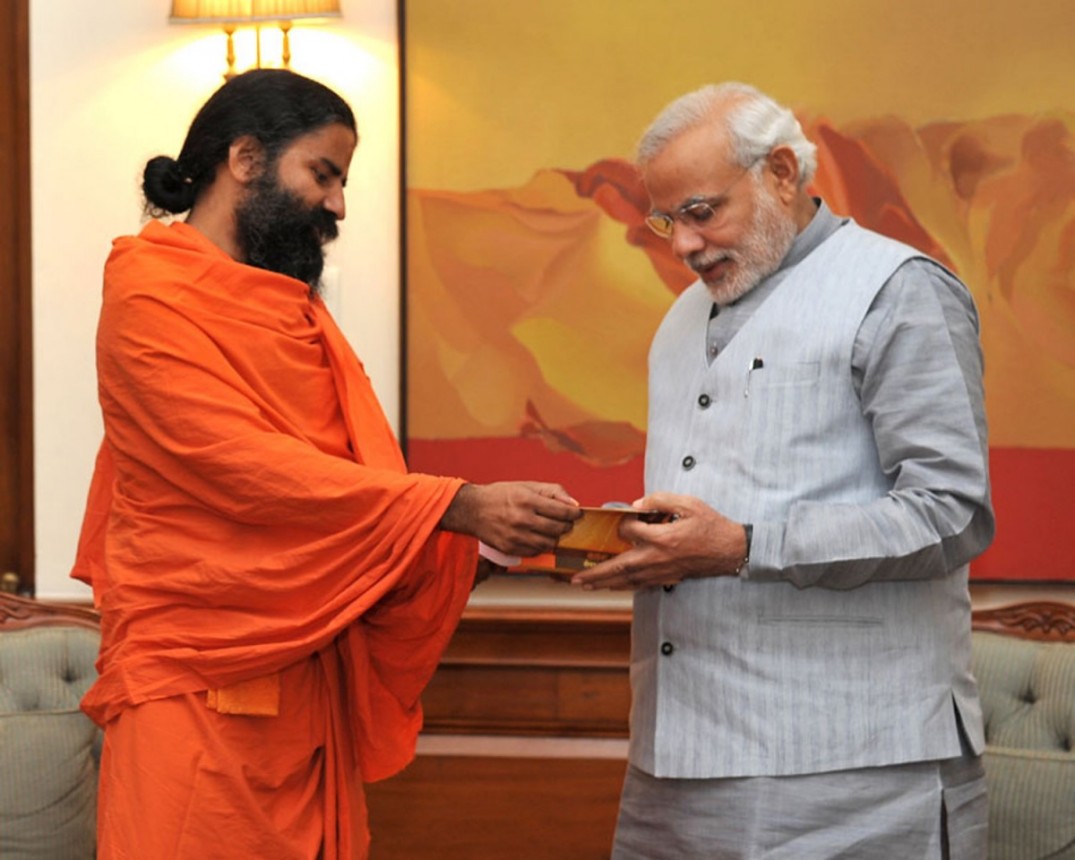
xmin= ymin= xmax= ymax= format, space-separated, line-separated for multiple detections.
xmin=441 ymin=481 xmax=582 ymax=557
xmin=571 ymin=492 xmax=748 ymax=591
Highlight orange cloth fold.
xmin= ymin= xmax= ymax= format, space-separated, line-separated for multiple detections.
xmin=73 ymin=221 xmax=476 ymax=858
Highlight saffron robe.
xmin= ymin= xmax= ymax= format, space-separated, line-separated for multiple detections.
xmin=72 ymin=220 xmax=476 ymax=859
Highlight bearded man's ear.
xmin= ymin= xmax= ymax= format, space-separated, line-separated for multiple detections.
xmin=227 ymin=135 xmax=267 ymax=185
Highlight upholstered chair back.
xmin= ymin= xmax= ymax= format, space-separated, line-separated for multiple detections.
xmin=0 ymin=593 xmax=101 ymax=860
xmin=972 ymin=601 xmax=1075 ymax=860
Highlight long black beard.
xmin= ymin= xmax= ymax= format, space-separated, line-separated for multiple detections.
xmin=234 ymin=173 xmax=339 ymax=291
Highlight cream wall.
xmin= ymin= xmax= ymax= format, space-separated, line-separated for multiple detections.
xmin=29 ymin=1 xmax=1074 ymax=608
xmin=31 ymin=0 xmax=400 ymax=599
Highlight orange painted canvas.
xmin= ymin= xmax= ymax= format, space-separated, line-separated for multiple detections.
xmin=401 ymin=0 xmax=1075 ymax=580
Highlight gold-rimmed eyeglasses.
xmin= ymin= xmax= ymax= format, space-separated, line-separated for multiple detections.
xmin=644 ymin=156 xmax=765 ymax=239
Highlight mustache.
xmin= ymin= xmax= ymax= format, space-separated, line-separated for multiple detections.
xmin=687 ymin=249 xmax=734 ymax=274
xmin=311 ymin=207 xmax=339 ymax=244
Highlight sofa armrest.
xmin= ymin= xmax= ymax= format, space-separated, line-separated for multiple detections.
xmin=983 ymin=746 xmax=1075 ymax=860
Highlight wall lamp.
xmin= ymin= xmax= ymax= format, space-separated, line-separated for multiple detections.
xmin=170 ymin=0 xmax=342 ymax=79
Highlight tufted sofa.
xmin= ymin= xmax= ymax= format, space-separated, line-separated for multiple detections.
xmin=0 ymin=592 xmax=101 ymax=860
xmin=972 ymin=601 xmax=1075 ymax=860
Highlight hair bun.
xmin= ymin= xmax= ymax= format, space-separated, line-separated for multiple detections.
xmin=142 ymin=155 xmax=196 ymax=215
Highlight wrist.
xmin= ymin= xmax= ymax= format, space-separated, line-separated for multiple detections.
xmin=440 ymin=483 xmax=477 ymax=534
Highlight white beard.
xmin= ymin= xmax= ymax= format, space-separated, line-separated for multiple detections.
xmin=690 ymin=182 xmax=798 ymax=306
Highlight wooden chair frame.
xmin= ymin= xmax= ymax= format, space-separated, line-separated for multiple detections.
xmin=0 ymin=592 xmax=100 ymax=632
xmin=972 ymin=600 xmax=1075 ymax=643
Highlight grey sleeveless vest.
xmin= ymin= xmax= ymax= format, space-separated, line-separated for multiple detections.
xmin=631 ymin=222 xmax=983 ymax=778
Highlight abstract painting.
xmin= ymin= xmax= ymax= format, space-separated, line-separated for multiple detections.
xmin=401 ymin=0 xmax=1075 ymax=580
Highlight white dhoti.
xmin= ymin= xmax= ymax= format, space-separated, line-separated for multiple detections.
xmin=612 ymin=754 xmax=987 ymax=860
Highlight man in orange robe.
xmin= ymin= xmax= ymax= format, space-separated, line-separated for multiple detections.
xmin=71 ymin=69 xmax=580 ymax=859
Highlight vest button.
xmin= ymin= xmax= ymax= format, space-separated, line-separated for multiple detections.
xmin=697 ymin=393 xmax=711 ymax=409
xmin=682 ymin=455 xmax=695 ymax=470
xmin=660 ymin=641 xmax=675 ymax=656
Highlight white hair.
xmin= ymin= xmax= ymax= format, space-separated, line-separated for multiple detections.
xmin=636 ymin=82 xmax=817 ymax=187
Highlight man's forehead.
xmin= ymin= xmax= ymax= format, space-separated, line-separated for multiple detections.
xmin=644 ymin=125 xmax=738 ymax=198
xmin=281 ymin=123 xmax=355 ymax=153
xmin=669 ymin=120 xmax=734 ymax=165
xmin=277 ymin=124 xmax=355 ymax=171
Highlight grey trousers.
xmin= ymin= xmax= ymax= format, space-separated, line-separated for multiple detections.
xmin=611 ymin=754 xmax=987 ymax=860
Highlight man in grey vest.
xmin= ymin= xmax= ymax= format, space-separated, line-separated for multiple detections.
xmin=572 ymin=82 xmax=994 ymax=859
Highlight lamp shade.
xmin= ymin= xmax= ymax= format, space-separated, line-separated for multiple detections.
xmin=170 ymin=0 xmax=342 ymax=23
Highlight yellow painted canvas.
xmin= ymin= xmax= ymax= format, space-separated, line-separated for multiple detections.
xmin=402 ymin=0 xmax=1075 ymax=580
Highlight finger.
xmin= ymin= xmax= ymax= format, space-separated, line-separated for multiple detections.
xmin=518 ymin=482 xmax=578 ymax=504
xmin=520 ymin=519 xmax=574 ymax=546
xmin=626 ymin=494 xmax=681 ymax=526
xmin=523 ymin=513 xmax=581 ymax=544
xmin=531 ymin=495 xmax=583 ymax=523
xmin=618 ymin=516 xmax=651 ymax=542
xmin=542 ymin=485 xmax=580 ymax=506
xmin=623 ymin=568 xmax=647 ymax=588
xmin=592 ymin=572 xmax=645 ymax=591
xmin=632 ymin=493 xmax=658 ymax=511
xmin=572 ymin=558 xmax=636 ymax=589
xmin=499 ymin=530 xmax=560 ymax=557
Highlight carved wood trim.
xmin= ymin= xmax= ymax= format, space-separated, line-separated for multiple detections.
xmin=0 ymin=592 xmax=100 ymax=631
xmin=971 ymin=600 xmax=1075 ymax=642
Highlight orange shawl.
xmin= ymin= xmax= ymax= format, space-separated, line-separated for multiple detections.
xmin=72 ymin=221 xmax=475 ymax=853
